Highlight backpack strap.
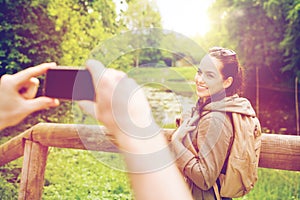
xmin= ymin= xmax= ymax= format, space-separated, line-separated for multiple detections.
xmin=213 ymin=112 xmax=234 ymax=200
xmin=213 ymin=183 xmax=222 ymax=200
xmin=220 ymin=112 xmax=234 ymax=174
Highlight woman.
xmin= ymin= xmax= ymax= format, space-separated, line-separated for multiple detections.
xmin=171 ymin=47 xmax=257 ymax=200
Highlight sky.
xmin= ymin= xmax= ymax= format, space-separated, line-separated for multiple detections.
xmin=114 ymin=0 xmax=214 ymax=37
xmin=154 ymin=0 xmax=214 ymax=37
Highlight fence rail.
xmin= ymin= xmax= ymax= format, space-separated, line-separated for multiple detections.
xmin=0 ymin=123 xmax=300 ymax=200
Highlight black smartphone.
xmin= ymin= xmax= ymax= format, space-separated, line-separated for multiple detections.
xmin=43 ymin=68 xmax=95 ymax=101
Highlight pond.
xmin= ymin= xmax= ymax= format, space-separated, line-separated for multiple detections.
xmin=143 ymin=87 xmax=196 ymax=127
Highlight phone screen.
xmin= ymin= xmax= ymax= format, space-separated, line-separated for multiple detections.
xmin=44 ymin=68 xmax=95 ymax=101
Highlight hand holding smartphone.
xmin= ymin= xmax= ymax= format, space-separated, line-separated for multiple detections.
xmin=43 ymin=68 xmax=95 ymax=101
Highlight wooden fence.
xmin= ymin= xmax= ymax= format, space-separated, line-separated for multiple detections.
xmin=0 ymin=123 xmax=300 ymax=200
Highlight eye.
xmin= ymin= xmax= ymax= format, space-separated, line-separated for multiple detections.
xmin=197 ymin=68 xmax=202 ymax=75
xmin=206 ymin=72 xmax=215 ymax=78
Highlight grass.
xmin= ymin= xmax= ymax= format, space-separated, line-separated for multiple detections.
xmin=44 ymin=148 xmax=300 ymax=200
xmin=237 ymin=169 xmax=300 ymax=200
xmin=127 ymin=66 xmax=197 ymax=97
xmin=44 ymin=150 xmax=300 ymax=200
xmin=43 ymin=149 xmax=132 ymax=200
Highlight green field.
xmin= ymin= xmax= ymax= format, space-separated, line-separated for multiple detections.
xmin=45 ymin=149 xmax=299 ymax=200
xmin=43 ymin=151 xmax=298 ymax=200
xmin=127 ymin=66 xmax=197 ymax=97
xmin=0 ymin=67 xmax=299 ymax=200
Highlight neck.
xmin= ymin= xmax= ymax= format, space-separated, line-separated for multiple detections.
xmin=202 ymin=90 xmax=226 ymax=104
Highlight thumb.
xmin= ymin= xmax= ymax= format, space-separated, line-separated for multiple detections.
xmin=85 ymin=59 xmax=106 ymax=88
xmin=188 ymin=115 xmax=199 ymax=125
xmin=78 ymin=100 xmax=97 ymax=119
xmin=186 ymin=126 xmax=196 ymax=132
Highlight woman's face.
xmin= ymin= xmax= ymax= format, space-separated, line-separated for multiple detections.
xmin=194 ymin=55 xmax=229 ymax=100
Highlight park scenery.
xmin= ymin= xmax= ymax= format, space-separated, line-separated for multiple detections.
xmin=0 ymin=0 xmax=299 ymax=199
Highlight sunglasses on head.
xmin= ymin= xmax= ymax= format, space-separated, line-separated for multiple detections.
xmin=209 ymin=47 xmax=236 ymax=57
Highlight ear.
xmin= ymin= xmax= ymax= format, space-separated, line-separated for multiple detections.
xmin=223 ymin=77 xmax=233 ymax=89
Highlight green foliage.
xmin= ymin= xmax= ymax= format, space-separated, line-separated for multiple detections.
xmin=118 ymin=0 xmax=163 ymax=67
xmin=0 ymin=0 xmax=63 ymax=75
xmin=159 ymin=31 xmax=205 ymax=65
xmin=91 ymin=29 xmax=205 ymax=72
xmin=121 ymin=0 xmax=161 ymax=30
xmin=207 ymin=0 xmax=300 ymax=84
xmin=0 ymin=177 xmax=18 ymax=200
xmin=279 ymin=0 xmax=300 ymax=80
xmin=47 ymin=0 xmax=118 ymax=66
xmin=0 ymin=159 xmax=23 ymax=200
xmin=0 ymin=0 xmax=120 ymax=72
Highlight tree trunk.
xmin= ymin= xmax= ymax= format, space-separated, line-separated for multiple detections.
xmin=256 ymin=66 xmax=260 ymax=117
xmin=135 ymin=50 xmax=140 ymax=68
xmin=296 ymin=76 xmax=299 ymax=135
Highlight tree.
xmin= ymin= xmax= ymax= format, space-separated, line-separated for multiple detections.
xmin=205 ymin=0 xmax=299 ymax=134
xmin=276 ymin=0 xmax=300 ymax=80
xmin=0 ymin=0 xmax=120 ymax=73
xmin=0 ymin=0 xmax=63 ymax=76
xmin=119 ymin=0 xmax=163 ymax=67
xmin=47 ymin=0 xmax=118 ymax=66
xmin=208 ymin=0 xmax=299 ymax=86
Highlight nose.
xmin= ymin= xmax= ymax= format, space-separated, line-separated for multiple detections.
xmin=194 ymin=73 xmax=204 ymax=84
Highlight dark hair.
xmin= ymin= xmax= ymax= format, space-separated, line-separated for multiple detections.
xmin=208 ymin=47 xmax=244 ymax=96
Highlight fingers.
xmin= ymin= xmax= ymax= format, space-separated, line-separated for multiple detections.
xmin=25 ymin=97 xmax=59 ymax=114
xmin=14 ymin=62 xmax=57 ymax=84
xmin=19 ymin=77 xmax=39 ymax=99
xmin=171 ymin=117 xmax=197 ymax=141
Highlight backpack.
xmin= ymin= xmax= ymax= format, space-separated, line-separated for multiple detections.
xmin=213 ymin=112 xmax=262 ymax=199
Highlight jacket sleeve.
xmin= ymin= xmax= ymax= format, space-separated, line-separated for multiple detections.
xmin=175 ymin=112 xmax=233 ymax=190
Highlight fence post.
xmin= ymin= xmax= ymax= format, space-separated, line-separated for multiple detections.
xmin=18 ymin=140 xmax=48 ymax=200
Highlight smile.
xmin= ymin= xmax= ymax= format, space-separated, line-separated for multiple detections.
xmin=196 ymin=84 xmax=208 ymax=90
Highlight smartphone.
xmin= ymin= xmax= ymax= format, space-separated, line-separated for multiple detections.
xmin=44 ymin=68 xmax=95 ymax=101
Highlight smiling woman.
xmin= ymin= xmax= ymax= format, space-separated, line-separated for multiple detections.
xmin=169 ymin=47 xmax=260 ymax=200
xmin=154 ymin=0 xmax=213 ymax=36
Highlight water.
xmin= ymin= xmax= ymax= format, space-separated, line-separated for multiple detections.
xmin=143 ymin=87 xmax=196 ymax=127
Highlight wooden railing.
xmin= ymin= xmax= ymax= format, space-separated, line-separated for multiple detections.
xmin=0 ymin=123 xmax=300 ymax=200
